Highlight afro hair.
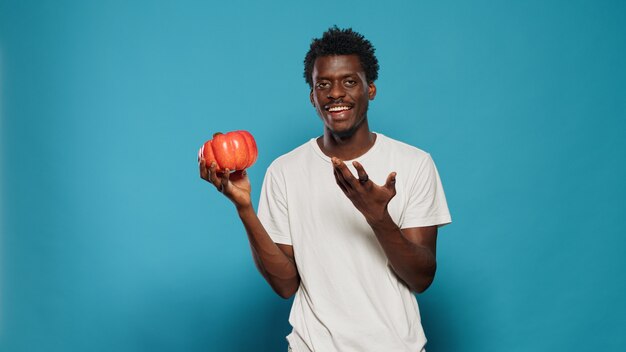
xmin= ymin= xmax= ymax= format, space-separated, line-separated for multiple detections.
xmin=303 ymin=26 xmax=379 ymax=88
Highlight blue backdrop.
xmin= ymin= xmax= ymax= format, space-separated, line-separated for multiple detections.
xmin=1 ymin=1 xmax=625 ymax=351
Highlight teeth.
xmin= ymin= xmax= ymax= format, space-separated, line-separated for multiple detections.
xmin=328 ymin=106 xmax=351 ymax=112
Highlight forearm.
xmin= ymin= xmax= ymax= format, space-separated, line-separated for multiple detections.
xmin=367 ymin=212 xmax=437 ymax=293
xmin=237 ymin=205 xmax=300 ymax=298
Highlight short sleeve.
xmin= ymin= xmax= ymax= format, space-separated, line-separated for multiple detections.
xmin=257 ymin=166 xmax=292 ymax=245
xmin=400 ymin=154 xmax=452 ymax=229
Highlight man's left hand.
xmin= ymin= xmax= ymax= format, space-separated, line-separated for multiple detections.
xmin=332 ymin=157 xmax=397 ymax=224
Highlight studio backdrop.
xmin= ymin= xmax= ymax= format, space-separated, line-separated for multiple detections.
xmin=1 ymin=1 xmax=625 ymax=351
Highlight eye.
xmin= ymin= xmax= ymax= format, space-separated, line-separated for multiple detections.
xmin=344 ymin=79 xmax=357 ymax=87
xmin=315 ymin=82 xmax=330 ymax=89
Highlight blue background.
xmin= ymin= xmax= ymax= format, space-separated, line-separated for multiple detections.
xmin=1 ymin=0 xmax=625 ymax=351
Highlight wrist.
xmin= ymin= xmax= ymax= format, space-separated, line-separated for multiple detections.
xmin=365 ymin=209 xmax=394 ymax=229
xmin=236 ymin=203 xmax=255 ymax=216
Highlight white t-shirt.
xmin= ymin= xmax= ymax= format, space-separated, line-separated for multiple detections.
xmin=257 ymin=133 xmax=451 ymax=352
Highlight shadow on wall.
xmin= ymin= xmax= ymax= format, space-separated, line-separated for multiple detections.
xmin=417 ymin=276 xmax=467 ymax=352
xmin=419 ymin=290 xmax=461 ymax=352
xmin=120 ymin=279 xmax=291 ymax=352
xmin=221 ymin=288 xmax=293 ymax=352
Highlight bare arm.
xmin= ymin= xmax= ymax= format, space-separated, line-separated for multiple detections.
xmin=199 ymin=158 xmax=300 ymax=298
xmin=332 ymin=158 xmax=438 ymax=293
xmin=237 ymin=205 xmax=300 ymax=298
xmin=369 ymin=219 xmax=438 ymax=293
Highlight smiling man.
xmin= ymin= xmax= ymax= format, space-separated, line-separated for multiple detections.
xmin=199 ymin=27 xmax=451 ymax=352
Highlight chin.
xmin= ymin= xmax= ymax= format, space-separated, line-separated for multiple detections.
xmin=328 ymin=124 xmax=358 ymax=138
xmin=327 ymin=117 xmax=366 ymax=138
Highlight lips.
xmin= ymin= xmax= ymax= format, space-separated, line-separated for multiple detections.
xmin=325 ymin=104 xmax=353 ymax=113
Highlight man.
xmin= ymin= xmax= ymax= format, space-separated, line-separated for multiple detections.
xmin=199 ymin=27 xmax=451 ymax=352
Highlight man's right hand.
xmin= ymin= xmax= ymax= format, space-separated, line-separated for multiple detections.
xmin=199 ymin=158 xmax=252 ymax=210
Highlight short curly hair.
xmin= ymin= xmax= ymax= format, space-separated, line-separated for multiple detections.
xmin=303 ymin=26 xmax=379 ymax=88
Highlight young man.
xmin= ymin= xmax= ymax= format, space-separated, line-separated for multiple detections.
xmin=199 ymin=27 xmax=451 ymax=352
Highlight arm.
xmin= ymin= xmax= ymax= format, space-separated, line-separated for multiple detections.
xmin=369 ymin=219 xmax=438 ymax=293
xmin=332 ymin=158 xmax=438 ymax=293
xmin=199 ymin=159 xmax=300 ymax=298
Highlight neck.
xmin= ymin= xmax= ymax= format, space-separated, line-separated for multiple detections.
xmin=317 ymin=120 xmax=376 ymax=160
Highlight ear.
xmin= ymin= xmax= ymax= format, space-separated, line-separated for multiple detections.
xmin=309 ymin=89 xmax=315 ymax=107
xmin=368 ymin=82 xmax=377 ymax=100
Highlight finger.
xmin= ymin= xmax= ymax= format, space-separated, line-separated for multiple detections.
xmin=219 ymin=168 xmax=231 ymax=193
xmin=333 ymin=168 xmax=349 ymax=194
xmin=332 ymin=157 xmax=357 ymax=186
xmin=384 ymin=172 xmax=397 ymax=192
xmin=199 ymin=158 xmax=208 ymax=180
xmin=352 ymin=161 xmax=370 ymax=186
xmin=332 ymin=158 xmax=353 ymax=190
xmin=208 ymin=162 xmax=221 ymax=187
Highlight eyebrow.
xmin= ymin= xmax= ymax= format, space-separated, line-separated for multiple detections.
xmin=315 ymin=73 xmax=358 ymax=81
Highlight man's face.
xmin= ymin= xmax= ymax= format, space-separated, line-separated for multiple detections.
xmin=310 ymin=55 xmax=376 ymax=138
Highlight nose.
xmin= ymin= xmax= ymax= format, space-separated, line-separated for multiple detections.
xmin=327 ymin=83 xmax=346 ymax=100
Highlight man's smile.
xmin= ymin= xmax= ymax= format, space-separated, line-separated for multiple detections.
xmin=325 ymin=104 xmax=354 ymax=113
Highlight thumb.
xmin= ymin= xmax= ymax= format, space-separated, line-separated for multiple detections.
xmin=385 ymin=172 xmax=397 ymax=191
